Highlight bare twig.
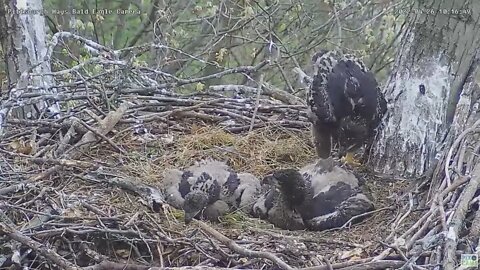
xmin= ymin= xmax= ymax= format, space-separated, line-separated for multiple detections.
xmin=443 ymin=163 xmax=480 ymax=270
xmin=0 ymin=212 xmax=80 ymax=270
xmin=249 ymin=74 xmax=264 ymax=132
xmin=194 ymin=220 xmax=295 ymax=270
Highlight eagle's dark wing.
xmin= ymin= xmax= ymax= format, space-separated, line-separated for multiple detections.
xmin=305 ymin=193 xmax=374 ymax=231
xmin=308 ymin=51 xmax=342 ymax=158
xmin=308 ymin=50 xmax=340 ymax=123
xmin=308 ymin=50 xmax=387 ymax=159
xmin=299 ymin=161 xmax=373 ymax=231
xmin=298 ymin=162 xmax=360 ymax=220
xmin=337 ymin=57 xmax=387 ymax=155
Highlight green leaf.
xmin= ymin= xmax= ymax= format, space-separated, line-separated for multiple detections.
xmin=196 ymin=82 xmax=205 ymax=92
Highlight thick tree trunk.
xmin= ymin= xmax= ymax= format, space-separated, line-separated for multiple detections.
xmin=370 ymin=0 xmax=480 ymax=177
xmin=0 ymin=0 xmax=56 ymax=121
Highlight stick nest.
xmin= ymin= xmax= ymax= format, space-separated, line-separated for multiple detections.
xmin=1 ymin=33 xmax=480 ymax=270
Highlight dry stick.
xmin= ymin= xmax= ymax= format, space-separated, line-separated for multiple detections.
xmin=208 ymin=84 xmax=304 ymax=105
xmin=227 ymin=120 xmax=309 ymax=133
xmin=0 ymin=148 xmax=95 ymax=168
xmin=55 ymin=124 xmax=78 ymax=157
xmin=134 ymin=98 xmax=226 ymax=122
xmin=202 ymin=108 xmax=254 ymax=122
xmin=438 ymin=175 xmax=470 ymax=199
xmin=406 ymin=213 xmax=436 ymax=249
xmin=443 ymin=163 xmax=480 ymax=270
xmin=436 ymin=196 xmax=447 ymax=232
xmin=249 ymin=74 xmax=264 ymax=132
xmin=466 ymin=140 xmax=480 ymax=174
xmin=332 ymin=0 xmax=343 ymax=48
xmin=0 ymin=182 xmax=26 ymax=196
xmin=336 ymin=260 xmax=405 ymax=270
xmin=386 ymin=193 xmax=413 ymax=242
xmin=67 ymin=103 xmax=129 ymax=156
xmin=74 ymin=117 xmax=127 ymax=155
xmin=468 ymin=205 xmax=480 ymax=238
xmin=379 ymin=175 xmax=472 ymax=260
xmin=173 ymin=111 xmax=225 ymax=122
xmin=81 ymin=201 xmax=109 ymax=216
xmin=456 ymin=142 xmax=468 ymax=174
xmin=82 ymin=261 xmax=236 ymax=270
xmin=292 ymin=67 xmax=313 ymax=87
xmin=374 ymin=210 xmax=434 ymax=261
xmin=135 ymin=60 xmax=270 ymax=90
xmin=302 ymin=259 xmax=405 ymax=270
xmin=337 ymin=206 xmax=393 ymax=230
xmin=275 ymin=62 xmax=295 ymax=94
xmin=301 ymin=258 xmax=372 ymax=270
xmin=444 ymin=118 xmax=480 ymax=186
xmin=82 ymin=173 xmax=165 ymax=211
xmin=0 ymin=212 xmax=80 ymax=270
xmin=250 ymin=228 xmax=365 ymax=248
xmin=194 ymin=220 xmax=295 ymax=270
xmin=30 ymin=103 xmax=128 ymax=182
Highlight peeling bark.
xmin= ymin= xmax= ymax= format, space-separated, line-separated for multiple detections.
xmin=371 ymin=0 xmax=480 ymax=177
xmin=0 ymin=0 xmax=56 ymax=120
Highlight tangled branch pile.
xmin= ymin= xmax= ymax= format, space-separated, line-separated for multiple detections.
xmin=0 ymin=33 xmax=479 ymax=270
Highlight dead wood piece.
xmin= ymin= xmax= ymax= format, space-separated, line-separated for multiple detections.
xmin=30 ymin=157 xmax=95 ymax=168
xmin=126 ymin=60 xmax=269 ymax=92
xmin=468 ymin=206 xmax=480 ymax=238
xmin=27 ymin=103 xmax=128 ymax=182
xmin=194 ymin=220 xmax=295 ymax=270
xmin=301 ymin=258 xmax=406 ymax=270
xmin=227 ymin=120 xmax=309 ymax=133
xmin=174 ymin=111 xmax=226 ymax=122
xmin=82 ymin=261 xmax=235 ymax=270
xmin=251 ymin=228 xmax=365 ymax=248
xmin=134 ymin=98 xmax=225 ymax=122
xmin=444 ymin=118 xmax=480 ymax=186
xmin=75 ymin=117 xmax=126 ymax=154
xmin=0 ymin=182 xmax=26 ymax=196
xmin=208 ymin=84 xmax=305 ymax=105
xmin=68 ymin=103 xmax=129 ymax=156
xmin=0 ymin=211 xmax=80 ymax=270
xmin=202 ymin=108 xmax=254 ymax=122
xmin=0 ymin=149 xmax=95 ymax=168
xmin=81 ymin=201 xmax=109 ymax=217
xmin=335 ymin=260 xmax=405 ymax=270
xmin=249 ymin=75 xmax=264 ymax=132
xmin=84 ymin=172 xmax=164 ymax=212
xmin=443 ymin=163 xmax=480 ymax=270
xmin=292 ymin=67 xmax=313 ymax=87
xmin=55 ymin=123 xmax=79 ymax=157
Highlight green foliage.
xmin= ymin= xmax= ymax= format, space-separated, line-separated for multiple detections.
xmin=44 ymin=0 xmax=405 ymax=88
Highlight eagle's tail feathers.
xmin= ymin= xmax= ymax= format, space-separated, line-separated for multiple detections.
xmin=312 ymin=124 xmax=332 ymax=158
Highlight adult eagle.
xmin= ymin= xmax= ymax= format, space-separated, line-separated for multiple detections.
xmin=307 ymin=50 xmax=387 ymax=165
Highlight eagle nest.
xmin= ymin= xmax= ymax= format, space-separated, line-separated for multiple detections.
xmin=0 ymin=103 xmax=413 ymax=270
xmin=0 ymin=51 xmax=477 ymax=270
